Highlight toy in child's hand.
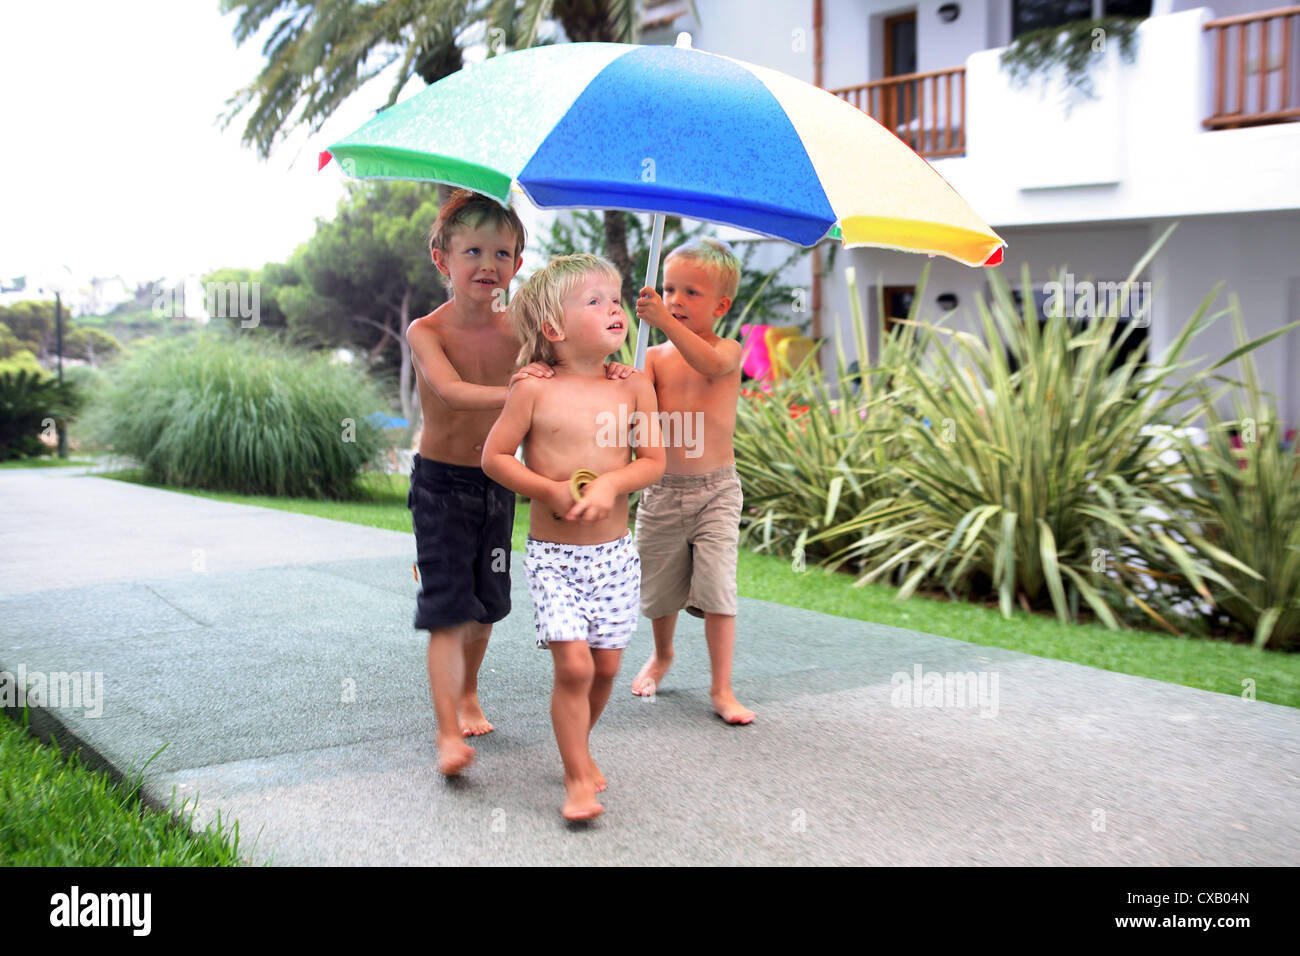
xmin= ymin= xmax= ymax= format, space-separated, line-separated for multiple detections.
xmin=552 ymin=468 xmax=599 ymax=519
xmin=569 ymin=468 xmax=598 ymax=502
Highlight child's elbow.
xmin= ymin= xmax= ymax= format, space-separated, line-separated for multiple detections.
xmin=643 ymin=449 xmax=667 ymax=483
xmin=434 ymin=383 xmax=467 ymax=410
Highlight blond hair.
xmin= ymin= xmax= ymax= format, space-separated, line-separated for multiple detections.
xmin=510 ymin=254 xmax=623 ymax=367
xmin=666 ymin=237 xmax=742 ymax=300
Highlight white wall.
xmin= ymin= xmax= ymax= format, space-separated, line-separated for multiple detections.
xmin=1145 ymin=214 xmax=1300 ymax=431
xmin=1173 ymin=0 xmax=1275 ymax=16
xmin=820 ymin=0 xmax=878 ymax=90
xmin=669 ymin=0 xmax=816 ymax=81
xmin=818 ymin=1 xmax=996 ymax=88
xmin=938 ymin=8 xmax=1300 ymax=226
xmin=817 ymin=213 xmax=1300 ymax=432
xmin=916 ymin=0 xmax=994 ymax=73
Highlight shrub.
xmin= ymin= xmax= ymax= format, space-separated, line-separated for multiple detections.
xmin=735 ymin=231 xmax=1295 ymax=643
xmin=1151 ymin=302 xmax=1300 ymax=648
xmin=0 ymin=349 xmax=43 ymax=378
xmin=91 ymin=333 xmax=385 ymax=497
xmin=735 ymin=265 xmax=918 ymax=563
xmin=0 ymin=370 xmax=83 ymax=461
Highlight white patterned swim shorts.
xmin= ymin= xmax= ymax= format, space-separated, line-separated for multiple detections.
xmin=523 ymin=533 xmax=640 ymax=650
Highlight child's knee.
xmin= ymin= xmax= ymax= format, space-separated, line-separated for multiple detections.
xmin=553 ymin=650 xmax=595 ymax=688
xmin=592 ymin=656 xmax=621 ymax=683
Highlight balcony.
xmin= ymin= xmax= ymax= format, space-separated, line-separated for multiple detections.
xmin=829 ymin=68 xmax=966 ymax=159
xmin=1204 ymin=5 xmax=1300 ymax=129
xmin=830 ymin=6 xmax=1300 ymax=159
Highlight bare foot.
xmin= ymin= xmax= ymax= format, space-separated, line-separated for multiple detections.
xmin=459 ymin=695 xmax=494 ymax=736
xmin=711 ymin=691 xmax=755 ymax=725
xmin=561 ymin=779 xmax=604 ymax=821
xmin=437 ymin=738 xmax=475 ymax=776
xmin=631 ymin=653 xmax=672 ymax=696
xmin=590 ymin=758 xmax=607 ymax=793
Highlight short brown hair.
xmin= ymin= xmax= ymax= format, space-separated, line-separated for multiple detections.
xmin=428 ymin=189 xmax=527 ymax=261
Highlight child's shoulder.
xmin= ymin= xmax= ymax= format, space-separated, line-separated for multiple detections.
xmin=509 ymin=371 xmax=552 ymax=399
xmin=411 ymin=299 xmax=513 ymax=336
xmin=407 ymin=300 xmax=454 ymax=337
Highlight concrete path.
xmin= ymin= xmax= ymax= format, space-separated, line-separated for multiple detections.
xmin=2 ymin=466 xmax=1297 ymax=865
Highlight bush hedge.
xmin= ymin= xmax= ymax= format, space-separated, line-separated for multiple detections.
xmin=91 ymin=333 xmax=385 ymax=498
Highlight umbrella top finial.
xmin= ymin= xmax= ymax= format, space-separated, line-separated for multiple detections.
xmin=675 ymin=32 xmax=693 ymax=49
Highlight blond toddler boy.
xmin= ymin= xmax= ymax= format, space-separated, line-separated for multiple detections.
xmin=630 ymin=238 xmax=754 ymax=725
xmin=482 ymin=254 xmax=665 ymax=820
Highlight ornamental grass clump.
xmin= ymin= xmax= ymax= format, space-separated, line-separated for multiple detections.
xmin=93 ymin=333 xmax=385 ymax=498
xmin=734 ymin=265 xmax=919 ymax=564
xmin=1150 ymin=303 xmax=1300 ymax=648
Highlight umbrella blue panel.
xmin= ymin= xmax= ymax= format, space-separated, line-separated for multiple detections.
xmin=519 ymin=45 xmax=837 ymax=245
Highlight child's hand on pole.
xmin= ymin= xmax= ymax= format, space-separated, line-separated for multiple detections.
xmin=635 ymin=287 xmax=671 ymax=330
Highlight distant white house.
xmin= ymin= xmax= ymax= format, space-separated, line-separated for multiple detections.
xmin=0 ymin=266 xmax=136 ymax=316
xmin=641 ymin=0 xmax=1300 ymax=435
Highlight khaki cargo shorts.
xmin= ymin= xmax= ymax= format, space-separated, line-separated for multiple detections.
xmin=634 ymin=464 xmax=743 ymax=619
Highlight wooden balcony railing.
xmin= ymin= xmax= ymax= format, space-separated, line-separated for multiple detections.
xmin=1205 ymin=5 xmax=1300 ymax=129
xmin=830 ymin=67 xmax=966 ymax=158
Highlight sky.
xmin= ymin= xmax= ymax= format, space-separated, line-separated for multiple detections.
xmin=0 ymin=1 xmax=548 ymax=286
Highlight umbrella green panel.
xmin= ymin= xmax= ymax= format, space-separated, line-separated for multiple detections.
xmin=323 ymin=43 xmax=633 ymax=203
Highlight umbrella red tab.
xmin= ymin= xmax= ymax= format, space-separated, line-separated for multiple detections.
xmin=317 ymin=150 xmax=333 ymax=171
xmin=983 ymin=246 xmax=1004 ymax=267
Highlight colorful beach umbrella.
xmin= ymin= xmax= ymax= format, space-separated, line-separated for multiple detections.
xmin=320 ymin=34 xmax=1005 ymax=366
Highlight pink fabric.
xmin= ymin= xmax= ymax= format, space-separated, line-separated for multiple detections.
xmin=740 ymin=323 xmax=773 ymax=380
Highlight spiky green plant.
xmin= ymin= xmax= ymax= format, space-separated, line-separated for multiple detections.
xmin=737 ymin=229 xmax=1297 ymax=641
xmin=0 ymin=370 xmax=83 ymax=461
xmin=1148 ymin=301 xmax=1300 ymax=648
xmin=734 ymin=265 xmax=922 ymax=565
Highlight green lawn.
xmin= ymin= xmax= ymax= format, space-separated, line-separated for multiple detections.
xmin=0 ymin=712 xmax=246 ymax=866
xmin=0 ymin=457 xmax=95 ymax=469
xmin=100 ymin=469 xmax=1300 ymax=709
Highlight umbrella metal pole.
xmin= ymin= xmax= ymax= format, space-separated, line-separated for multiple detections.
xmin=633 ymin=213 xmax=666 ymax=371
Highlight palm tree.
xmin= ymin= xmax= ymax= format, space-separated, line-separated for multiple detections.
xmin=221 ymin=0 xmax=642 ymax=298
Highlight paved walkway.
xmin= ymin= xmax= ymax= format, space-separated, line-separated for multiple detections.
xmin=2 ymin=466 xmax=1297 ymax=865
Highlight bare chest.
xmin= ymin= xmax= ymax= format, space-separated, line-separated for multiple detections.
xmin=653 ymin=349 xmax=739 ymax=410
xmin=439 ymin=329 xmax=519 ymax=386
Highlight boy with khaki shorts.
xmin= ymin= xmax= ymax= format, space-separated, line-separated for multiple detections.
xmin=630 ymin=238 xmax=754 ymax=725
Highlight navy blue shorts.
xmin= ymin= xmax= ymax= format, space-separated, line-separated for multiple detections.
xmin=407 ymin=454 xmax=515 ymax=631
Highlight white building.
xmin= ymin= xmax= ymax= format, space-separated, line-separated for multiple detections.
xmin=0 ymin=267 xmax=136 ymax=316
xmin=642 ymin=0 xmax=1300 ymax=434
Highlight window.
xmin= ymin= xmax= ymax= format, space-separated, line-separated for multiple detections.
xmin=1012 ymin=0 xmax=1151 ymax=40
xmin=882 ymin=286 xmax=915 ymax=335
xmin=1004 ymin=285 xmax=1150 ymax=377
